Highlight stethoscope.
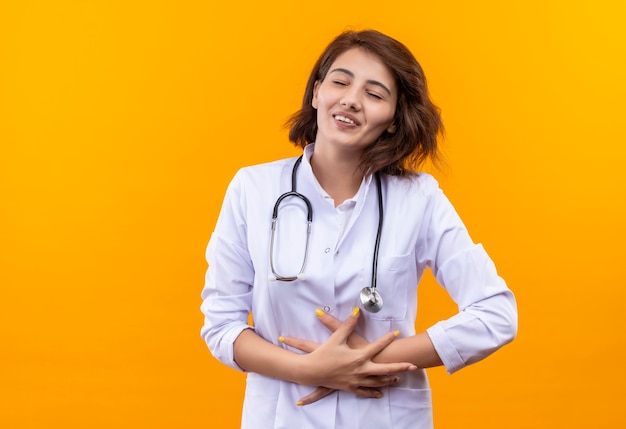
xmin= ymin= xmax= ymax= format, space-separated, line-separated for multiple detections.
xmin=269 ymin=156 xmax=385 ymax=313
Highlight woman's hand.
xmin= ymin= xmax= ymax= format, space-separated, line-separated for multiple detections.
xmin=282 ymin=308 xmax=369 ymax=351
xmin=280 ymin=308 xmax=416 ymax=405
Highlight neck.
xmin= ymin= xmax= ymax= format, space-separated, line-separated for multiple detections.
xmin=310 ymin=148 xmax=365 ymax=206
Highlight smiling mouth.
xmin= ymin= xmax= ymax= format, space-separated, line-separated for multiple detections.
xmin=334 ymin=114 xmax=357 ymax=125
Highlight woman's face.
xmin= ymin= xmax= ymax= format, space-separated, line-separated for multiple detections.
xmin=312 ymin=47 xmax=397 ymax=155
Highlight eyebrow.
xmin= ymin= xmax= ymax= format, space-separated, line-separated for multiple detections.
xmin=329 ymin=68 xmax=393 ymax=96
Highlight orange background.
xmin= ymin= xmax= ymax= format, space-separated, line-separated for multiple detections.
xmin=1 ymin=1 xmax=625 ymax=428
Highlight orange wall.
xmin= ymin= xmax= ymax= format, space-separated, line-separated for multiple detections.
xmin=1 ymin=1 xmax=625 ymax=427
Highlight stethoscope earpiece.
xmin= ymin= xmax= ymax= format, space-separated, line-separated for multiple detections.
xmin=360 ymin=287 xmax=384 ymax=313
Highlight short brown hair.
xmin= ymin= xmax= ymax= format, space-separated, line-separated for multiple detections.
xmin=287 ymin=30 xmax=443 ymax=176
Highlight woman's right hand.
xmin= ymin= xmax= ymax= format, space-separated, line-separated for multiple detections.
xmin=280 ymin=308 xmax=417 ymax=403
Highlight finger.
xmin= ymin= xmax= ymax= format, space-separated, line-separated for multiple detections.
xmin=317 ymin=308 xmax=368 ymax=348
xmin=296 ymin=387 xmax=335 ymax=406
xmin=361 ymin=361 xmax=418 ymax=376
xmin=326 ymin=307 xmax=360 ymax=344
xmin=279 ymin=336 xmax=320 ymax=353
xmin=357 ymin=375 xmax=399 ymax=388
xmin=346 ymin=330 xmax=369 ymax=349
xmin=315 ymin=308 xmax=342 ymax=332
xmin=361 ymin=329 xmax=400 ymax=358
xmin=351 ymin=386 xmax=384 ymax=399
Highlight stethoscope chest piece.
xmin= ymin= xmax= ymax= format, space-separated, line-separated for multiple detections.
xmin=360 ymin=287 xmax=383 ymax=313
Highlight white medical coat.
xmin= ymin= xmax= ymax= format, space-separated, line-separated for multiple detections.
xmin=201 ymin=145 xmax=517 ymax=429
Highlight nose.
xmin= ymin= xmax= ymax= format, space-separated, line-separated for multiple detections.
xmin=340 ymin=87 xmax=362 ymax=110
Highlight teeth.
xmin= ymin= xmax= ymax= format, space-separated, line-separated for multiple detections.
xmin=335 ymin=115 xmax=355 ymax=125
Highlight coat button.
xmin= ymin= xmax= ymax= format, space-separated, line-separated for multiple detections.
xmin=324 ymin=248 xmax=331 ymax=253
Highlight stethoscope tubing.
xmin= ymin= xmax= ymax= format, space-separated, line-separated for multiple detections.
xmin=269 ymin=155 xmax=384 ymax=311
xmin=371 ymin=172 xmax=383 ymax=291
xmin=269 ymin=156 xmax=312 ymax=281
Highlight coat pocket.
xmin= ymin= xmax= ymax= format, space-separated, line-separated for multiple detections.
xmin=368 ymin=253 xmax=416 ymax=321
xmin=388 ymin=387 xmax=433 ymax=428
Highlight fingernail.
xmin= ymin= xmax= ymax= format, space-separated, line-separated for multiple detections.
xmin=296 ymin=401 xmax=303 ymax=406
xmin=315 ymin=308 xmax=324 ymax=317
xmin=408 ymin=364 xmax=418 ymax=370
xmin=278 ymin=336 xmax=285 ymax=343
xmin=352 ymin=307 xmax=360 ymax=316
xmin=393 ymin=330 xmax=400 ymax=337
xmin=376 ymin=392 xmax=383 ymax=398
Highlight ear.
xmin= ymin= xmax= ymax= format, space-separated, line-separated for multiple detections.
xmin=386 ymin=122 xmax=396 ymax=134
xmin=312 ymin=80 xmax=320 ymax=109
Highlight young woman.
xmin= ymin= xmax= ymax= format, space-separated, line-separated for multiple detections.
xmin=201 ymin=29 xmax=517 ymax=428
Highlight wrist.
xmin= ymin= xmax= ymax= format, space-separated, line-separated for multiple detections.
xmin=291 ymin=353 xmax=316 ymax=386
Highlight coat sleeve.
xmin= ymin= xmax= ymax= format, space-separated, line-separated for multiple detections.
xmin=200 ymin=170 xmax=254 ymax=371
xmin=418 ymin=176 xmax=518 ymax=374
